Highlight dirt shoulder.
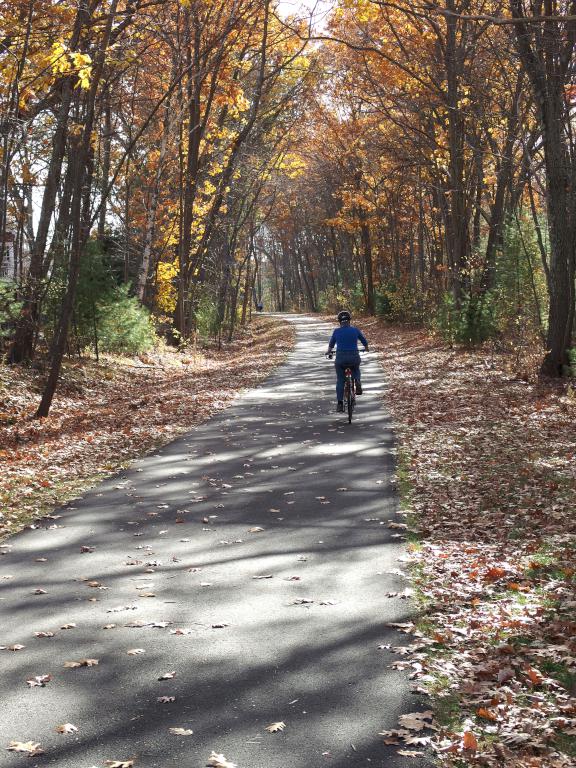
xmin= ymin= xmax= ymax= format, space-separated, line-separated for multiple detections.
xmin=361 ymin=317 xmax=576 ymax=767
xmin=0 ymin=316 xmax=293 ymax=538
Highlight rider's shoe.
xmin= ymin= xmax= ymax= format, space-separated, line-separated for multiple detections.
xmin=336 ymin=401 xmax=344 ymax=412
xmin=355 ymin=382 xmax=363 ymax=395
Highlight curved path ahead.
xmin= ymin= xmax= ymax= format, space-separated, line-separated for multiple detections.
xmin=0 ymin=316 xmax=426 ymax=768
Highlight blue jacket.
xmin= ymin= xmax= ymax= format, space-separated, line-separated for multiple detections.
xmin=328 ymin=325 xmax=368 ymax=356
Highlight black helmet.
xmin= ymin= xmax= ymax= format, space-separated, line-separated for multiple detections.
xmin=337 ymin=310 xmax=351 ymax=324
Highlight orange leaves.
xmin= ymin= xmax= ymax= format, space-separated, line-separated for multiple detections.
xmin=462 ymin=731 xmax=478 ymax=751
xmin=483 ymin=566 xmax=506 ymax=582
xmin=526 ymin=667 xmax=544 ymax=686
xmin=476 ymin=707 xmax=498 ymax=721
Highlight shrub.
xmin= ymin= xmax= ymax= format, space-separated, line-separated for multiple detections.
xmin=494 ymin=220 xmax=548 ymax=338
xmin=0 ymin=280 xmax=22 ymax=347
xmin=96 ymin=284 xmax=156 ymax=354
xmin=433 ymin=291 xmax=498 ymax=346
xmin=194 ymin=294 xmax=220 ymax=339
xmin=375 ymin=282 xmax=425 ymax=323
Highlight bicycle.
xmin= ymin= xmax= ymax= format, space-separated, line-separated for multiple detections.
xmin=326 ymin=351 xmax=367 ymax=424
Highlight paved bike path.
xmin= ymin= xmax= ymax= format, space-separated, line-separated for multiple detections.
xmin=0 ymin=315 xmax=428 ymax=768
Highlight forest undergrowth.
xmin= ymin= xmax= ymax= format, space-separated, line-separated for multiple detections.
xmin=366 ymin=317 xmax=576 ymax=767
xmin=0 ymin=317 xmax=292 ymax=539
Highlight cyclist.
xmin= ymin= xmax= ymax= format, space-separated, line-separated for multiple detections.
xmin=327 ymin=310 xmax=369 ymax=412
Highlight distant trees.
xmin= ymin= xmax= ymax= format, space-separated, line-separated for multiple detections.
xmin=260 ymin=0 xmax=574 ymax=375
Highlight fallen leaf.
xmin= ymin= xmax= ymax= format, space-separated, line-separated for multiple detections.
xmin=157 ymin=696 xmax=175 ymax=703
xmin=6 ymin=741 xmax=44 ymax=755
xmin=26 ymin=674 xmax=52 ymax=687
xmin=207 ymin=751 xmax=237 ymax=768
xmin=462 ymin=731 xmax=478 ymax=751
xmin=265 ymin=721 xmax=286 ymax=733
xmin=248 ymin=526 xmax=264 ymax=533
xmin=63 ymin=658 xmax=99 ymax=668
xmin=104 ymin=761 xmax=135 ymax=768
xmin=169 ymin=727 xmax=193 ymax=736
xmin=34 ymin=631 xmax=55 ymax=638
xmin=484 ymin=566 xmax=506 ymax=581
xmin=527 ymin=667 xmax=544 ymax=685
xmin=158 ymin=671 xmax=176 ymax=680
xmin=1 ymin=644 xmax=25 ymax=651
xmin=404 ymin=736 xmax=432 ymax=746
xmin=127 ymin=649 xmax=145 ymax=655
xmin=476 ymin=707 xmax=498 ymax=721
xmin=397 ymin=750 xmax=423 ymax=757
xmin=56 ymin=723 xmax=78 ymax=734
xmin=398 ymin=712 xmax=434 ymax=731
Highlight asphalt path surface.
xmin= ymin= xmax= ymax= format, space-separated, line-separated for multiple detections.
xmin=0 ymin=315 xmax=429 ymax=768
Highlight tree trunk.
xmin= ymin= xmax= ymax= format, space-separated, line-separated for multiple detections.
xmin=509 ymin=0 xmax=576 ymax=374
xmin=8 ymin=5 xmax=88 ymax=364
xmin=37 ymin=0 xmax=119 ymax=417
xmin=361 ymin=222 xmax=375 ymax=314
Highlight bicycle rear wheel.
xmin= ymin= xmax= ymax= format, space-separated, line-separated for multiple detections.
xmin=345 ymin=377 xmax=354 ymax=423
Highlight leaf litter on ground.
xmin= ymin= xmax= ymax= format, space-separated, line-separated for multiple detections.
xmin=366 ymin=319 xmax=576 ymax=768
xmin=0 ymin=318 xmax=292 ymax=538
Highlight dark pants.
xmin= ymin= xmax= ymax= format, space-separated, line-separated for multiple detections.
xmin=335 ymin=352 xmax=361 ymax=401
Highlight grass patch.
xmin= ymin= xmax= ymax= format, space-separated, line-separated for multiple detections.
xmin=540 ymin=660 xmax=576 ymax=693
xmin=553 ymin=733 xmax=576 ymax=758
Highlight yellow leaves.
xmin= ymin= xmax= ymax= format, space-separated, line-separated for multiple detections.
xmin=277 ymin=152 xmax=306 ymax=179
xmin=49 ymin=41 xmax=70 ymax=75
xmin=156 ymin=260 xmax=179 ymax=313
xmin=49 ymin=41 xmax=92 ymax=90
xmin=235 ymin=92 xmax=250 ymax=114
xmin=202 ymin=180 xmax=217 ymax=198
xmin=71 ymin=51 xmax=92 ymax=89
xmin=338 ymin=0 xmax=380 ymax=24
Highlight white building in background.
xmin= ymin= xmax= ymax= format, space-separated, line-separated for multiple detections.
xmin=0 ymin=232 xmax=16 ymax=280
